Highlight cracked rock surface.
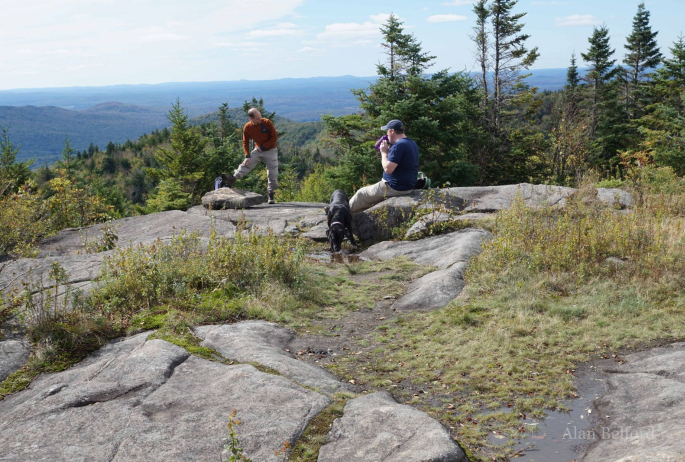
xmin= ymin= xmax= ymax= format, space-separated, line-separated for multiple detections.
xmin=0 ymin=331 xmax=331 ymax=462
xmin=582 ymin=343 xmax=685 ymax=462
xmin=195 ymin=321 xmax=349 ymax=395
xmin=318 ymin=391 xmax=466 ymax=462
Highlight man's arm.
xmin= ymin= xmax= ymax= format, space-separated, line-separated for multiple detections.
xmin=380 ymin=140 xmax=398 ymax=174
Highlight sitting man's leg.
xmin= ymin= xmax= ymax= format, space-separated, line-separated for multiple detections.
xmin=349 ymin=180 xmax=414 ymax=213
xmin=349 ymin=180 xmax=389 ymax=213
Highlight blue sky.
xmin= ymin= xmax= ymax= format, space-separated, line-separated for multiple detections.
xmin=1 ymin=0 xmax=683 ymax=90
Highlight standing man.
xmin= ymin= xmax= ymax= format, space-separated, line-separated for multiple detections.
xmin=349 ymin=119 xmax=419 ymax=213
xmin=222 ymin=108 xmax=279 ymax=204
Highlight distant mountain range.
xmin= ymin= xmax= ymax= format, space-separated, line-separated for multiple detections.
xmin=0 ymin=69 xmax=583 ymax=165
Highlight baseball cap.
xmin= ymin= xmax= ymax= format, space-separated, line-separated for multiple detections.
xmin=381 ymin=119 xmax=404 ymax=131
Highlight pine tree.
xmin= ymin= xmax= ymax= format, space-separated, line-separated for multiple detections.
xmin=0 ymin=127 xmax=33 ymax=195
xmin=149 ymin=99 xmax=207 ymax=200
xmin=566 ymin=53 xmax=580 ymax=90
xmin=654 ymin=35 xmax=685 ymax=115
xmin=623 ymin=3 xmax=661 ymax=118
xmin=581 ymin=25 xmax=617 ymax=135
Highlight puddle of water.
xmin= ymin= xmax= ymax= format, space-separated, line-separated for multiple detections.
xmin=306 ymin=251 xmax=367 ymax=264
xmin=491 ymin=367 xmax=607 ymax=461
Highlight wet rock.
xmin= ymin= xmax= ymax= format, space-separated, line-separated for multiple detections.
xmin=318 ymin=391 xmax=466 ymax=462
xmin=0 ymin=332 xmax=331 ymax=462
xmin=582 ymin=343 xmax=685 ymax=462
xmin=0 ymin=340 xmax=30 ymax=382
xmin=201 ymin=187 xmax=264 ymax=209
xmin=39 ymin=210 xmax=236 ymax=257
xmin=194 ymin=321 xmax=347 ymax=395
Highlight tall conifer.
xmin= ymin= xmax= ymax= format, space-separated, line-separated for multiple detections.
xmin=624 ymin=2 xmax=661 ymax=118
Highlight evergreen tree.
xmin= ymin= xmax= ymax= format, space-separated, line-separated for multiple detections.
xmin=653 ymin=35 xmax=685 ymax=115
xmin=323 ymin=15 xmax=482 ymax=189
xmin=149 ymin=99 xmax=208 ymax=201
xmin=566 ymin=53 xmax=580 ymax=90
xmin=581 ymin=25 xmax=617 ymax=135
xmin=0 ymin=127 xmax=33 ymax=195
xmin=623 ymin=2 xmax=661 ymax=118
xmin=490 ymin=0 xmax=539 ymax=134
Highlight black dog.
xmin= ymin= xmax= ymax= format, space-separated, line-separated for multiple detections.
xmin=325 ymin=190 xmax=358 ymax=252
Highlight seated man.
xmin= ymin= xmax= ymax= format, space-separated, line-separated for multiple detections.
xmin=349 ymin=119 xmax=419 ymax=213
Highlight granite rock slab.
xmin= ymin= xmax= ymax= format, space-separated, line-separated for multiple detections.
xmin=195 ymin=321 xmax=348 ymax=395
xmin=0 ymin=332 xmax=331 ymax=462
xmin=318 ymin=391 xmax=466 ymax=462
xmin=39 ymin=210 xmax=236 ymax=257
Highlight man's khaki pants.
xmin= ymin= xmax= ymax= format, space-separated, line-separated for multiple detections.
xmin=233 ymin=147 xmax=279 ymax=193
xmin=349 ymin=179 xmax=412 ymax=213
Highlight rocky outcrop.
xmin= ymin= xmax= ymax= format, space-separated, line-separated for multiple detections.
xmin=318 ymin=391 xmax=466 ymax=462
xmin=362 ymin=229 xmax=491 ymax=311
xmin=582 ymin=343 xmax=685 ymax=462
xmin=39 ymin=210 xmax=236 ymax=257
xmin=188 ymin=201 xmax=327 ymax=236
xmin=0 ymin=332 xmax=331 ymax=462
xmin=194 ymin=321 xmax=348 ymax=395
xmin=0 ymin=252 xmax=110 ymax=299
xmin=352 ymin=184 xmax=633 ymax=241
xmin=202 ymin=187 xmax=265 ymax=209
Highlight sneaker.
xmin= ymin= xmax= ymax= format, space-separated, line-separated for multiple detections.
xmin=221 ymin=173 xmax=236 ymax=188
xmin=268 ymin=191 xmax=275 ymax=204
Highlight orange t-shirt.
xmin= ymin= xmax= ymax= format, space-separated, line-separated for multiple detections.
xmin=242 ymin=118 xmax=278 ymax=156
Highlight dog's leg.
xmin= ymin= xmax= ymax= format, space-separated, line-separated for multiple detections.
xmin=346 ymin=227 xmax=358 ymax=250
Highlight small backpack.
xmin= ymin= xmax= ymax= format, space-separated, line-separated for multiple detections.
xmin=414 ymin=171 xmax=431 ymax=190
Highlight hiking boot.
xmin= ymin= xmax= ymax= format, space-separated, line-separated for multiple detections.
xmin=268 ymin=191 xmax=275 ymax=204
xmin=221 ymin=173 xmax=236 ymax=188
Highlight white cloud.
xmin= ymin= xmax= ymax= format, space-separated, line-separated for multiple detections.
xmin=442 ymin=0 xmax=474 ymax=5
xmin=317 ymin=14 xmax=389 ymax=42
xmin=427 ymin=14 xmax=467 ymax=23
xmin=213 ymin=41 xmax=261 ymax=49
xmin=298 ymin=46 xmax=316 ymax=52
xmin=532 ymin=1 xmax=569 ymax=4
xmin=140 ymin=32 xmax=187 ymax=42
xmin=248 ymin=28 xmax=303 ymax=38
xmin=555 ymin=14 xmax=600 ymax=27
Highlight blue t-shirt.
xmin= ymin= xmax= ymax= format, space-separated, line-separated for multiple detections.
xmin=383 ymin=137 xmax=419 ymax=191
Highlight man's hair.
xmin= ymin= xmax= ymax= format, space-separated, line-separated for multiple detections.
xmin=393 ymin=128 xmax=405 ymax=134
xmin=247 ymin=108 xmax=260 ymax=118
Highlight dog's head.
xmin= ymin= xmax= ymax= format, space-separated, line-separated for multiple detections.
xmin=327 ymin=223 xmax=346 ymax=252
